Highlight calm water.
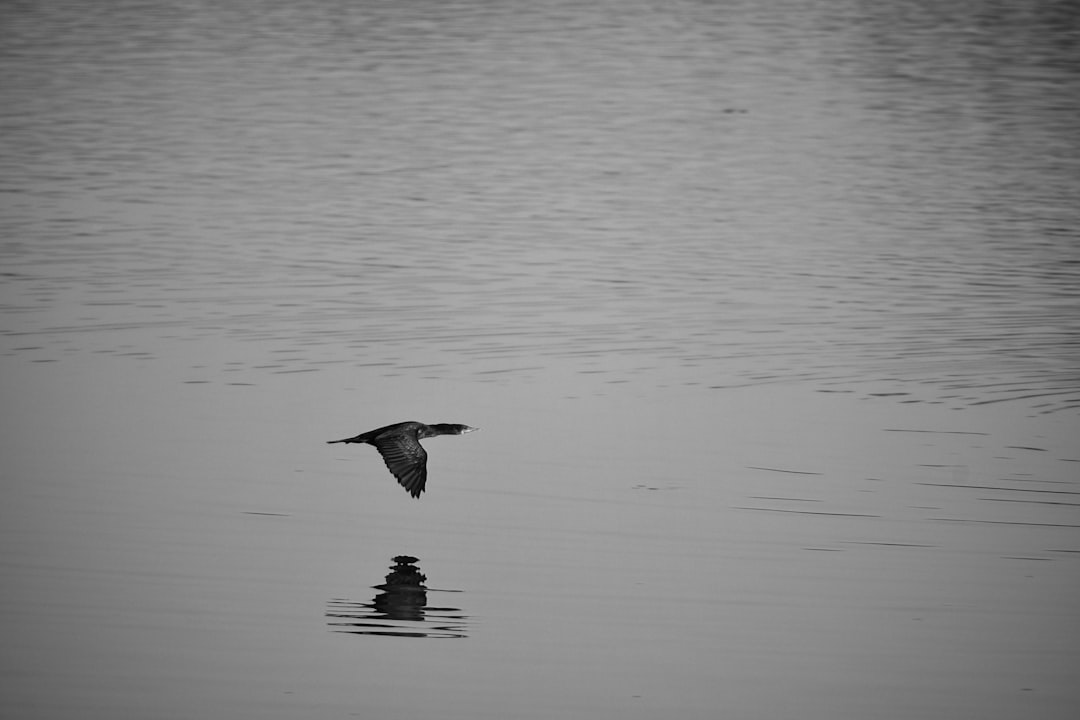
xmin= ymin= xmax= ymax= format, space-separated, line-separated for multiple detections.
xmin=2 ymin=1 xmax=1079 ymax=718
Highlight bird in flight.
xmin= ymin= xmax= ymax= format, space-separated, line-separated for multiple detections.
xmin=327 ymin=421 xmax=478 ymax=498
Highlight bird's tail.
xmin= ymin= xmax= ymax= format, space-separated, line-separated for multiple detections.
xmin=327 ymin=435 xmax=364 ymax=444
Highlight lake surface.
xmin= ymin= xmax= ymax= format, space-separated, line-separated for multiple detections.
xmin=2 ymin=1 xmax=1079 ymax=718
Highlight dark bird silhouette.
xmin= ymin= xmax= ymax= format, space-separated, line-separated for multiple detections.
xmin=327 ymin=421 xmax=477 ymax=498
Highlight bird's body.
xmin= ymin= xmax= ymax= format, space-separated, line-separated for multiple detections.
xmin=327 ymin=421 xmax=477 ymax=498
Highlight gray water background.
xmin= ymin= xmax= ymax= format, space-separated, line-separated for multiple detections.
xmin=2 ymin=1 xmax=1079 ymax=718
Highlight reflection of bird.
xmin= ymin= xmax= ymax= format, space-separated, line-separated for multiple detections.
xmin=328 ymin=421 xmax=478 ymax=498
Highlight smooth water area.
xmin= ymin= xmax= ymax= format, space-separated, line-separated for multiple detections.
xmin=2 ymin=1 xmax=1079 ymax=718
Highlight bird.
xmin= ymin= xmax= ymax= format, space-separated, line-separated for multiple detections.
xmin=327 ymin=421 xmax=478 ymax=498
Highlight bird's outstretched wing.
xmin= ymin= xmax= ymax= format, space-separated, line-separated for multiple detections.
xmin=372 ymin=434 xmax=428 ymax=498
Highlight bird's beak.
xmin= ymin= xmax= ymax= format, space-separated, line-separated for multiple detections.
xmin=464 ymin=426 xmax=479 ymax=433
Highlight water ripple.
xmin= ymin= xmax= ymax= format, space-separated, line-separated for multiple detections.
xmin=1 ymin=0 xmax=1078 ymax=414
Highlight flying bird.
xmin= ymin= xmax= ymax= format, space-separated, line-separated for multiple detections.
xmin=327 ymin=421 xmax=477 ymax=498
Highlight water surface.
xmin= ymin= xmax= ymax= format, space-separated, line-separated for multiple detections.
xmin=2 ymin=1 xmax=1079 ymax=718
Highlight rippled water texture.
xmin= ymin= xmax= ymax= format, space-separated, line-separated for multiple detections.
xmin=3 ymin=0 xmax=1078 ymax=411
xmin=2 ymin=1 xmax=1079 ymax=719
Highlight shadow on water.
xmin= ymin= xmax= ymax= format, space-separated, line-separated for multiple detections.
xmin=326 ymin=556 xmax=468 ymax=639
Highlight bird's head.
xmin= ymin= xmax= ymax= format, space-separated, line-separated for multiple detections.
xmin=432 ymin=423 xmax=478 ymax=436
